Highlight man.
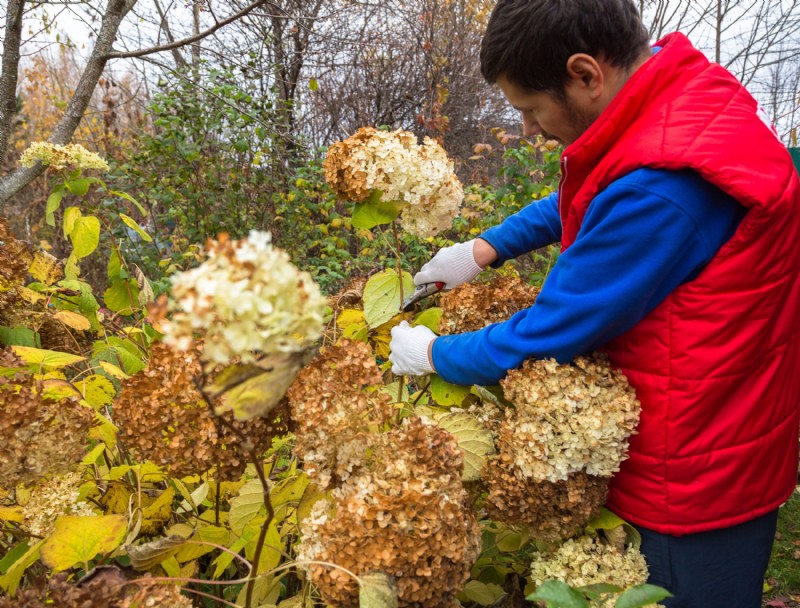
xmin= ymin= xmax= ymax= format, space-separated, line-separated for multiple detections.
xmin=388 ymin=1 xmax=800 ymax=606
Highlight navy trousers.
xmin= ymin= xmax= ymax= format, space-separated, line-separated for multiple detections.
xmin=635 ymin=509 xmax=778 ymax=608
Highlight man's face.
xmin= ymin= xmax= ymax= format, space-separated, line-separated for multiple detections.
xmin=496 ymin=74 xmax=595 ymax=147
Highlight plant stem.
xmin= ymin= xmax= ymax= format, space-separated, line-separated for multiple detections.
xmin=195 ymin=376 xmax=275 ymax=608
xmin=392 ymin=219 xmax=405 ymax=406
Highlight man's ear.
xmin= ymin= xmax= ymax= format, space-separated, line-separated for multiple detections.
xmin=565 ymin=54 xmax=605 ymax=100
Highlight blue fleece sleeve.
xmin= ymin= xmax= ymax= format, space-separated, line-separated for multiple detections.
xmin=480 ymin=191 xmax=561 ymax=266
xmin=432 ymin=168 xmax=746 ymax=386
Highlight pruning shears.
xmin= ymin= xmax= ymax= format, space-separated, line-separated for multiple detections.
xmin=401 ymin=281 xmax=445 ymax=312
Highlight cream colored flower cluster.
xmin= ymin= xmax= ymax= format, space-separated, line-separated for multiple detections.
xmin=323 ymin=126 xmax=463 ymax=237
xmin=530 ymin=534 xmax=651 ymax=608
xmin=162 ymin=231 xmax=325 ymax=365
xmin=21 ymin=472 xmax=95 ymax=537
xmin=500 ymin=354 xmax=640 ymax=482
xmin=19 ymin=142 xmax=109 ymax=172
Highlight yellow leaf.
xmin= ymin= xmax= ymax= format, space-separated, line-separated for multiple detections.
xmin=436 ymin=412 xmax=496 ymax=482
xmin=98 ymin=360 xmax=129 ymax=380
xmin=172 ymin=524 xmax=229 ymax=563
xmin=75 ymin=374 xmax=116 ymax=409
xmin=53 ymin=310 xmax=91 ymax=331
xmin=28 ymin=250 xmax=64 ymax=286
xmin=0 ymin=506 xmax=24 ymax=523
xmin=336 ymin=308 xmax=366 ymax=328
xmin=41 ymin=515 xmax=127 ymax=572
xmin=88 ymin=412 xmax=118 ymax=447
xmin=140 ymin=487 xmax=175 ymax=535
xmin=10 ymin=346 xmax=84 ymax=369
xmin=99 ymin=482 xmax=132 ymax=515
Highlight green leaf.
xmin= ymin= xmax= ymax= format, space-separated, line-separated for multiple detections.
xmin=63 ymin=206 xmax=81 ymax=238
xmin=66 ymin=177 xmax=91 ymax=196
xmin=308 ymin=77 xmax=319 ymax=91
xmin=0 ymin=326 xmax=38 ymax=347
xmin=0 ymin=541 xmax=29 ymax=574
xmin=436 ymin=412 xmax=495 ymax=481
xmin=615 ymin=584 xmax=672 ymax=608
xmin=0 ymin=540 xmax=42 ymax=595
xmin=45 ymin=186 xmax=65 ymax=227
xmin=70 ymin=214 xmax=100 ymax=259
xmin=229 ymin=479 xmax=265 ymax=534
xmin=119 ymin=213 xmax=153 ymax=242
xmin=107 ymin=249 xmax=122 ymax=280
xmin=363 ymin=269 xmax=414 ymax=328
xmin=351 ymin=191 xmax=406 ymax=230
xmin=41 ymin=515 xmax=127 ymax=572
xmin=578 ymin=583 xmax=622 ymax=602
xmin=359 ymin=572 xmax=398 ymax=608
xmin=10 ymin=346 xmax=84 ymax=369
xmin=458 ymin=580 xmax=506 ymax=606
xmin=526 ymin=580 xmax=591 ymax=608
xmin=103 ymin=279 xmax=140 ymax=315
xmin=110 ymin=190 xmax=147 ymax=216
xmin=430 ymin=374 xmax=471 ymax=406
xmin=586 ymin=508 xmax=627 ymax=532
xmin=75 ymin=374 xmax=116 ymax=409
xmin=414 ymin=307 xmax=442 ymax=332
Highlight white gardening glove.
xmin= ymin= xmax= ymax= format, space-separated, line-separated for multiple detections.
xmin=414 ymin=239 xmax=484 ymax=290
xmin=389 ymin=321 xmax=436 ymax=376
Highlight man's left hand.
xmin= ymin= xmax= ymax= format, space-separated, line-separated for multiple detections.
xmin=389 ymin=321 xmax=436 ymax=376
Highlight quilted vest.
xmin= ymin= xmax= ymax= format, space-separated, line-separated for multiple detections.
xmin=558 ymin=33 xmax=800 ymax=534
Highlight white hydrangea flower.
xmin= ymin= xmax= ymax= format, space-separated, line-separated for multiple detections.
xmin=162 ymin=230 xmax=325 ymax=366
xmin=529 ymin=534 xmax=653 ymax=608
xmin=500 ymin=354 xmax=640 ymax=482
xmin=21 ymin=472 xmax=95 ymax=537
xmin=323 ymin=127 xmax=463 ymax=237
xmin=19 ymin=142 xmax=109 ymax=172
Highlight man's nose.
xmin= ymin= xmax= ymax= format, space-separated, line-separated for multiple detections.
xmin=522 ymin=114 xmax=541 ymax=137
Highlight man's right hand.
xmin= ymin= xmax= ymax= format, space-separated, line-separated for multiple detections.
xmin=413 ymin=238 xmax=497 ymax=290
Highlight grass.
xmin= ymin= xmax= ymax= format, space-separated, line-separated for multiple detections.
xmin=764 ymin=487 xmax=800 ymax=606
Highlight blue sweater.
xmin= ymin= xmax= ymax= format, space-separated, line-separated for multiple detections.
xmin=431 ymin=167 xmax=746 ymax=386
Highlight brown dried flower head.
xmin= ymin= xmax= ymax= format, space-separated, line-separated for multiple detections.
xmin=0 ymin=217 xmax=33 ymax=316
xmin=287 ymin=340 xmax=393 ymax=489
xmin=499 ymin=353 xmax=640 ymax=482
xmin=297 ymin=417 xmax=482 ymax=608
xmin=483 ymin=455 xmax=608 ymax=542
xmin=439 ymin=275 xmax=540 ymax=334
xmin=0 ymin=350 xmax=93 ymax=489
xmin=114 ymin=341 xmax=286 ymax=480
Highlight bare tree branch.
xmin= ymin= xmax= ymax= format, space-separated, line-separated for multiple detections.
xmin=152 ymin=0 xmax=187 ymax=69
xmin=103 ymin=0 xmax=268 ymax=60
xmin=0 ymin=0 xmax=138 ymax=206
xmin=0 ymin=0 xmax=26 ymax=164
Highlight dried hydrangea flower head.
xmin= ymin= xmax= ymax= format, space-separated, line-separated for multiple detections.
xmin=323 ymin=126 xmax=463 ymax=237
xmin=114 ymin=341 xmax=287 ymax=480
xmin=439 ymin=275 xmax=540 ymax=334
xmin=21 ymin=471 xmax=94 ymax=537
xmin=499 ymin=354 xmax=640 ymax=482
xmin=19 ymin=142 xmax=109 ymax=172
xmin=0 ymin=350 xmax=93 ymax=489
xmin=0 ymin=217 xmax=33 ymax=318
xmin=287 ymin=340 xmax=393 ymax=489
xmin=529 ymin=534 xmax=652 ymax=608
xmin=483 ymin=458 xmax=608 ymax=541
xmin=297 ymin=417 xmax=482 ymax=608
xmin=162 ymin=230 xmax=325 ymax=367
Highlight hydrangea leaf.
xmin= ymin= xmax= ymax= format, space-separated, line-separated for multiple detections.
xmin=41 ymin=515 xmax=127 ymax=572
xmin=28 ymin=250 xmax=64 ymax=286
xmin=229 ymin=479 xmax=265 ymax=534
xmin=45 ymin=186 xmax=65 ymax=227
xmin=126 ymin=535 xmax=187 ymax=570
xmin=414 ymin=307 xmax=442 ymax=332
xmin=0 ymin=540 xmax=43 ymax=595
xmin=10 ymin=346 xmax=84 ymax=369
xmin=75 ymin=374 xmax=116 ymax=409
xmin=430 ymin=374 xmax=471 ymax=406
xmin=615 ymin=584 xmax=672 ymax=608
xmin=351 ymin=191 xmax=406 ymax=230
xmin=457 ymin=580 xmax=506 ymax=606
xmin=436 ymin=412 xmax=495 ymax=481
xmin=103 ymin=279 xmax=140 ymax=315
xmin=526 ymin=580 xmax=591 ymax=608
xmin=363 ymin=269 xmax=414 ymax=328
xmin=53 ymin=310 xmax=91 ymax=331
xmin=69 ymin=214 xmax=100 ymax=259
xmin=119 ymin=213 xmax=153 ymax=242
xmin=359 ymin=572 xmax=398 ymax=608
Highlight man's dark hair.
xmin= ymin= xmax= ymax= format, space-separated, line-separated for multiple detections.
xmin=480 ymin=0 xmax=650 ymax=93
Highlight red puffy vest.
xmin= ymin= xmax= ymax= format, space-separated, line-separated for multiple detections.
xmin=558 ymin=33 xmax=800 ymax=535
